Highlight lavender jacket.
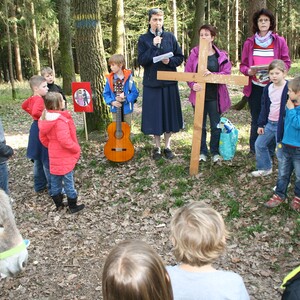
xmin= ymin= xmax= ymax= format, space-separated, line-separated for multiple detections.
xmin=185 ymin=45 xmax=232 ymax=114
xmin=240 ymin=33 xmax=291 ymax=97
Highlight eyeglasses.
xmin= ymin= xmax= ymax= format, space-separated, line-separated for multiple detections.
xmin=258 ymin=18 xmax=270 ymax=23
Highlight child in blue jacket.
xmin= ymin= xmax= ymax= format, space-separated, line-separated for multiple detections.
xmin=103 ymin=54 xmax=139 ymax=126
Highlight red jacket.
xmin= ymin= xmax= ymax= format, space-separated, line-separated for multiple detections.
xmin=38 ymin=110 xmax=80 ymax=175
xmin=22 ymin=95 xmax=45 ymax=120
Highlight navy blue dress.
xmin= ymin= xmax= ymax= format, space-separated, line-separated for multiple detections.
xmin=138 ymin=29 xmax=184 ymax=135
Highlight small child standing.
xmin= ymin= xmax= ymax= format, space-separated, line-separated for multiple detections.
xmin=251 ymin=60 xmax=288 ymax=177
xmin=22 ymin=75 xmax=50 ymax=193
xmin=103 ymin=54 xmax=139 ymax=126
xmin=38 ymin=92 xmax=84 ymax=213
xmin=0 ymin=117 xmax=14 ymax=195
xmin=265 ymin=76 xmax=300 ymax=211
xmin=167 ymin=201 xmax=250 ymax=300
xmin=41 ymin=67 xmax=67 ymax=107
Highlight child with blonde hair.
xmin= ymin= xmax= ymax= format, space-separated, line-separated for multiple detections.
xmin=103 ymin=54 xmax=139 ymax=126
xmin=22 ymin=75 xmax=50 ymax=193
xmin=167 ymin=202 xmax=249 ymax=300
xmin=38 ymin=92 xmax=84 ymax=213
xmin=251 ymin=59 xmax=288 ymax=177
xmin=102 ymin=240 xmax=173 ymax=300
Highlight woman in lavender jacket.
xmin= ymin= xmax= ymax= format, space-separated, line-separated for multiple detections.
xmin=185 ymin=24 xmax=232 ymax=163
xmin=240 ymin=8 xmax=291 ymax=155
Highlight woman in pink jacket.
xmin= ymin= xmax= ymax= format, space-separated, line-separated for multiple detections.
xmin=185 ymin=24 xmax=232 ymax=163
xmin=39 ymin=92 xmax=84 ymax=213
xmin=240 ymin=8 xmax=291 ymax=156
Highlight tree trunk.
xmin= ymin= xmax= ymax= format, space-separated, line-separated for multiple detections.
xmin=234 ymin=0 xmax=239 ymax=64
xmin=30 ymin=2 xmax=40 ymax=74
xmin=73 ymin=0 xmax=110 ymax=132
xmin=10 ymin=1 xmax=23 ymax=81
xmin=111 ymin=0 xmax=124 ymax=54
xmin=4 ymin=0 xmax=16 ymax=99
xmin=56 ymin=0 xmax=75 ymax=95
xmin=191 ymin=0 xmax=205 ymax=48
xmin=172 ymin=0 xmax=178 ymax=39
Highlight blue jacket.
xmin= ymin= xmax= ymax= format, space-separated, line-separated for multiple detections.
xmin=282 ymin=105 xmax=300 ymax=147
xmin=257 ymin=81 xmax=288 ymax=142
xmin=103 ymin=69 xmax=139 ymax=115
xmin=0 ymin=118 xmax=13 ymax=164
xmin=138 ymin=30 xmax=184 ymax=88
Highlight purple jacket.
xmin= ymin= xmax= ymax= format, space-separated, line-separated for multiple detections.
xmin=185 ymin=45 xmax=232 ymax=114
xmin=240 ymin=33 xmax=291 ymax=97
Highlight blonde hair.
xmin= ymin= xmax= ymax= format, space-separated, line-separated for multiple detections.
xmin=108 ymin=54 xmax=126 ymax=70
xmin=41 ymin=67 xmax=54 ymax=76
xmin=170 ymin=202 xmax=228 ymax=267
xmin=268 ymin=59 xmax=286 ymax=73
xmin=102 ymin=240 xmax=173 ymax=300
xmin=41 ymin=92 xmax=63 ymax=120
xmin=288 ymin=76 xmax=300 ymax=93
xmin=29 ymin=75 xmax=46 ymax=91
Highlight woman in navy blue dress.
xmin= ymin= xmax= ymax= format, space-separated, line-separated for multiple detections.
xmin=138 ymin=8 xmax=184 ymax=160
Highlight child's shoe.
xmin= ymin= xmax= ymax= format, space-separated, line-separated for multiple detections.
xmin=290 ymin=196 xmax=300 ymax=212
xmin=264 ymin=194 xmax=284 ymax=208
xmin=251 ymin=169 xmax=272 ymax=177
xmin=67 ymin=197 xmax=85 ymax=214
xmin=199 ymin=154 xmax=207 ymax=162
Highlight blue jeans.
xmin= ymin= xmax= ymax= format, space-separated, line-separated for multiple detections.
xmin=34 ymin=160 xmax=51 ymax=193
xmin=51 ymin=171 xmax=77 ymax=199
xmin=195 ymin=101 xmax=220 ymax=156
xmin=0 ymin=162 xmax=9 ymax=194
xmin=275 ymin=145 xmax=300 ymax=199
xmin=255 ymin=120 xmax=283 ymax=170
xmin=248 ymin=84 xmax=276 ymax=155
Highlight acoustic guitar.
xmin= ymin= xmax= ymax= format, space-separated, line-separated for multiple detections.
xmin=104 ymin=79 xmax=134 ymax=162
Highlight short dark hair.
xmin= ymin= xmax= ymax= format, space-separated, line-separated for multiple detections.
xmin=148 ymin=8 xmax=164 ymax=21
xmin=198 ymin=24 xmax=217 ymax=37
xmin=252 ymin=8 xmax=276 ymax=34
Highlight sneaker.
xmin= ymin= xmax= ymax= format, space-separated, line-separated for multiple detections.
xmin=152 ymin=147 xmax=162 ymax=160
xmin=290 ymin=196 xmax=300 ymax=212
xmin=212 ymin=154 xmax=222 ymax=163
xmin=199 ymin=154 xmax=207 ymax=162
xmin=251 ymin=169 xmax=272 ymax=177
xmin=163 ymin=148 xmax=175 ymax=160
xmin=264 ymin=194 xmax=284 ymax=208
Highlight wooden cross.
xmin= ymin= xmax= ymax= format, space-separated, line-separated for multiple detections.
xmin=157 ymin=39 xmax=248 ymax=175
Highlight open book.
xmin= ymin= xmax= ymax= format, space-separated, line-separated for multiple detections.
xmin=153 ymin=52 xmax=174 ymax=63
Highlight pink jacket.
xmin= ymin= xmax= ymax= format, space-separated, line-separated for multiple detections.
xmin=240 ymin=33 xmax=291 ymax=97
xmin=38 ymin=110 xmax=80 ymax=175
xmin=185 ymin=44 xmax=232 ymax=114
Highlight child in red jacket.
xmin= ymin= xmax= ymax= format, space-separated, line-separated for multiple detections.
xmin=22 ymin=75 xmax=50 ymax=193
xmin=38 ymin=92 xmax=84 ymax=213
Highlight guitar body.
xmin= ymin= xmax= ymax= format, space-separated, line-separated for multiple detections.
xmin=104 ymin=121 xmax=134 ymax=162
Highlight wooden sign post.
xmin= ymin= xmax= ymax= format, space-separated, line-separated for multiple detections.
xmin=157 ymin=39 xmax=248 ymax=175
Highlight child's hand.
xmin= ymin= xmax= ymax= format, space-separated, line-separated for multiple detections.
xmin=286 ymin=98 xmax=295 ymax=109
xmin=116 ymin=93 xmax=125 ymax=102
xmin=112 ymin=101 xmax=122 ymax=108
xmin=257 ymin=127 xmax=264 ymax=135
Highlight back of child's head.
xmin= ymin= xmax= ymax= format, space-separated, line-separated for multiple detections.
xmin=41 ymin=67 xmax=54 ymax=76
xmin=268 ymin=59 xmax=286 ymax=73
xmin=29 ymin=75 xmax=46 ymax=91
xmin=102 ymin=240 xmax=173 ymax=300
xmin=44 ymin=92 xmax=63 ymax=110
xmin=108 ymin=54 xmax=126 ymax=70
xmin=170 ymin=201 xmax=228 ymax=267
xmin=288 ymin=76 xmax=300 ymax=93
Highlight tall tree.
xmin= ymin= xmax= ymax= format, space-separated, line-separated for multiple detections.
xmin=191 ymin=0 xmax=205 ymax=47
xmin=73 ymin=0 xmax=110 ymax=132
xmin=111 ymin=0 xmax=124 ymax=54
xmin=29 ymin=1 xmax=40 ymax=74
xmin=56 ymin=0 xmax=75 ymax=95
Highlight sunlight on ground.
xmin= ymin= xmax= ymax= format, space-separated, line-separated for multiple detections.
xmin=6 ymin=134 xmax=28 ymax=149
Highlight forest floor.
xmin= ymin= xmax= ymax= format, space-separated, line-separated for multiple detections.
xmin=0 ymin=80 xmax=299 ymax=300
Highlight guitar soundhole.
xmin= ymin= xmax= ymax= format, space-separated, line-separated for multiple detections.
xmin=115 ymin=131 xmax=124 ymax=139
